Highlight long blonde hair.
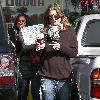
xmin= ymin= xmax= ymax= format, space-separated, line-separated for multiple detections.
xmin=43 ymin=3 xmax=71 ymax=29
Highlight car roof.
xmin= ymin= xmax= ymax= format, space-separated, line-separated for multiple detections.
xmin=81 ymin=14 xmax=100 ymax=22
xmin=77 ymin=14 xmax=100 ymax=56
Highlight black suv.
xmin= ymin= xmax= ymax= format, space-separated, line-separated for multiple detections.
xmin=0 ymin=6 xmax=21 ymax=100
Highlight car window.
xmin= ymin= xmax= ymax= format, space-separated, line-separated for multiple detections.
xmin=0 ymin=7 xmax=10 ymax=52
xmin=81 ymin=19 xmax=100 ymax=47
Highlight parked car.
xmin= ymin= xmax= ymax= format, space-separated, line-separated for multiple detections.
xmin=0 ymin=6 xmax=22 ymax=100
xmin=71 ymin=14 xmax=100 ymax=100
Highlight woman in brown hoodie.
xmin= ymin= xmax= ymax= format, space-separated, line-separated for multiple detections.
xmin=36 ymin=3 xmax=78 ymax=100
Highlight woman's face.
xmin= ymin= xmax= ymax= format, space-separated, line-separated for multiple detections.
xmin=49 ymin=10 xmax=61 ymax=26
xmin=17 ymin=16 xmax=26 ymax=30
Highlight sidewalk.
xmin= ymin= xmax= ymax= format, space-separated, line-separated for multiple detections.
xmin=27 ymin=85 xmax=32 ymax=100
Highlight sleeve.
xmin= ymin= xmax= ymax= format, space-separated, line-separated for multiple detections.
xmin=45 ymin=41 xmax=54 ymax=52
xmin=41 ymin=27 xmax=78 ymax=58
xmin=8 ymin=28 xmax=16 ymax=43
xmin=60 ymin=27 xmax=78 ymax=57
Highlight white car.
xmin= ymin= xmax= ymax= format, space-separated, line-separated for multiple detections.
xmin=71 ymin=14 xmax=100 ymax=100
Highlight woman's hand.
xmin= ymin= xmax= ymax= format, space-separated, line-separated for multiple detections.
xmin=49 ymin=41 xmax=60 ymax=50
xmin=36 ymin=41 xmax=45 ymax=51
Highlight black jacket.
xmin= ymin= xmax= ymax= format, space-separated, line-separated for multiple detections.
xmin=8 ymin=28 xmax=39 ymax=78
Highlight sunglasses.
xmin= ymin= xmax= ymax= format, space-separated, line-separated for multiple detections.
xmin=48 ymin=15 xmax=60 ymax=20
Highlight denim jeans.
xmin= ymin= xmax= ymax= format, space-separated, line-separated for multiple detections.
xmin=21 ymin=74 xmax=41 ymax=100
xmin=41 ymin=77 xmax=72 ymax=100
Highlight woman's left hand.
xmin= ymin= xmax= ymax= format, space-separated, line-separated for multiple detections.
xmin=49 ymin=41 xmax=60 ymax=50
xmin=36 ymin=42 xmax=45 ymax=51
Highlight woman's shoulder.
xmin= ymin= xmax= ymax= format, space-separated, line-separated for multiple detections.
xmin=60 ymin=26 xmax=76 ymax=39
xmin=66 ymin=26 xmax=75 ymax=31
xmin=62 ymin=26 xmax=76 ymax=34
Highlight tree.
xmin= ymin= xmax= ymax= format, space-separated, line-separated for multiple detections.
xmin=3 ymin=7 xmax=15 ymax=16
xmin=16 ymin=6 xmax=28 ymax=14
xmin=3 ymin=7 xmax=15 ymax=22
xmin=67 ymin=12 xmax=80 ymax=27
xmin=71 ymin=0 xmax=80 ymax=11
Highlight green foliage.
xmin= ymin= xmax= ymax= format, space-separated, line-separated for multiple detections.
xmin=3 ymin=7 xmax=15 ymax=16
xmin=81 ymin=11 xmax=100 ymax=16
xmin=67 ymin=12 xmax=80 ymax=26
xmin=2 ymin=7 xmax=15 ymax=22
xmin=71 ymin=0 xmax=77 ymax=7
xmin=16 ymin=6 xmax=28 ymax=14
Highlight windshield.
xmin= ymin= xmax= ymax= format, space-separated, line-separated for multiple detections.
xmin=81 ymin=19 xmax=100 ymax=47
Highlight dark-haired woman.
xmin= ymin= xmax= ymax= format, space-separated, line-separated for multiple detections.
xmin=8 ymin=13 xmax=40 ymax=100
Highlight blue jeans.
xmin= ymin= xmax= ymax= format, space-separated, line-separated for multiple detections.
xmin=21 ymin=74 xmax=40 ymax=100
xmin=41 ymin=78 xmax=72 ymax=100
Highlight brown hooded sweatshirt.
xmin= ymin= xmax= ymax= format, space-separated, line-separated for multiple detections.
xmin=38 ymin=26 xmax=78 ymax=80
